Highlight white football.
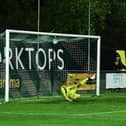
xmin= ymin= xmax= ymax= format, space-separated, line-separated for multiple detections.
xmin=53 ymin=39 xmax=58 ymax=44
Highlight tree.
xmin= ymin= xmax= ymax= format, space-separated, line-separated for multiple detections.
xmin=103 ymin=0 xmax=126 ymax=48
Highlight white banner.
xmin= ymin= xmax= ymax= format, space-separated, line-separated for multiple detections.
xmin=106 ymin=73 xmax=126 ymax=89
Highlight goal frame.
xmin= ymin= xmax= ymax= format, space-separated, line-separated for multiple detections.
xmin=5 ymin=29 xmax=101 ymax=102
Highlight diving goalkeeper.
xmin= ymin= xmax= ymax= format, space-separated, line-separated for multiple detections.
xmin=61 ymin=73 xmax=95 ymax=102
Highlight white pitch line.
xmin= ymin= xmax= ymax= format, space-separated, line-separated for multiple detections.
xmin=1 ymin=110 xmax=126 ymax=117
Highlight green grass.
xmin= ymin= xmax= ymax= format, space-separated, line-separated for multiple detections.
xmin=1 ymin=93 xmax=126 ymax=126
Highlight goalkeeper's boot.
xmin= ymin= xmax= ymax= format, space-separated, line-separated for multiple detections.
xmin=65 ymin=97 xmax=72 ymax=102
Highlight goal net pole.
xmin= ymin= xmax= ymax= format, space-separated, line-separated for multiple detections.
xmin=5 ymin=30 xmax=10 ymax=102
xmin=96 ymin=36 xmax=101 ymax=96
xmin=5 ymin=29 xmax=100 ymax=39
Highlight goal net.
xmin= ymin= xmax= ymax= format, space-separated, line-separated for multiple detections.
xmin=0 ymin=29 xmax=101 ymax=102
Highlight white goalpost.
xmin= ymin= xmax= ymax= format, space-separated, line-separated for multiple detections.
xmin=3 ymin=29 xmax=101 ymax=102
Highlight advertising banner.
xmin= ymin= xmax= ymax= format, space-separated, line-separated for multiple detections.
xmin=66 ymin=73 xmax=96 ymax=90
xmin=106 ymin=73 xmax=126 ymax=89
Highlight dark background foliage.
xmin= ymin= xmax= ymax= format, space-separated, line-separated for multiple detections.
xmin=0 ymin=0 xmax=126 ymax=70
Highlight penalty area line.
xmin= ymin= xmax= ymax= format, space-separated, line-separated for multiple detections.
xmin=0 ymin=110 xmax=126 ymax=117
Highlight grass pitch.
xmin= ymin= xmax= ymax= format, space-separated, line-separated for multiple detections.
xmin=0 ymin=93 xmax=126 ymax=126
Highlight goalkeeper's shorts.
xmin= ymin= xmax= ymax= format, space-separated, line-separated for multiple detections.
xmin=61 ymin=85 xmax=80 ymax=100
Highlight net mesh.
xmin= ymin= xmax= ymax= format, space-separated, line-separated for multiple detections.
xmin=0 ymin=32 xmax=98 ymax=99
xmin=0 ymin=32 xmax=5 ymax=100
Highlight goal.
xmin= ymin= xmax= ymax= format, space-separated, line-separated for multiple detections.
xmin=0 ymin=29 xmax=101 ymax=102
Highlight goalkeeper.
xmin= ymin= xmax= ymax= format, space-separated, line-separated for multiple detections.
xmin=61 ymin=74 xmax=95 ymax=102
